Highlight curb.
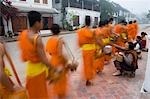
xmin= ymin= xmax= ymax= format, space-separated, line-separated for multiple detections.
xmin=3 ymin=31 xmax=75 ymax=42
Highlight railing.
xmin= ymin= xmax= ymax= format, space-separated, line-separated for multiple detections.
xmin=62 ymin=0 xmax=100 ymax=12
xmin=70 ymin=2 xmax=82 ymax=8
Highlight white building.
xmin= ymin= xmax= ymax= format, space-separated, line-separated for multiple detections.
xmin=52 ymin=0 xmax=100 ymax=29
xmin=1 ymin=0 xmax=58 ymax=36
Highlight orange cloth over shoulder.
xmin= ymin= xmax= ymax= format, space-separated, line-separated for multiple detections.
xmin=127 ymin=24 xmax=136 ymax=41
xmin=133 ymin=23 xmax=138 ymax=39
xmin=114 ymin=24 xmax=127 ymax=47
xmin=18 ymin=30 xmax=40 ymax=63
xmin=77 ymin=27 xmax=95 ymax=47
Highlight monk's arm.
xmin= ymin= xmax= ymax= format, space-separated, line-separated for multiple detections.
xmin=95 ymin=35 xmax=104 ymax=47
xmin=111 ymin=43 xmax=126 ymax=51
xmin=36 ymin=37 xmax=52 ymax=68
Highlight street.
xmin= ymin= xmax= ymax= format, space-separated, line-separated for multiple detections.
xmin=4 ymin=26 xmax=150 ymax=99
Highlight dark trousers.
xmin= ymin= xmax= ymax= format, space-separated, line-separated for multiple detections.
xmin=114 ymin=60 xmax=135 ymax=72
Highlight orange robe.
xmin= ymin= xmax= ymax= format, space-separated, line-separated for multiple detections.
xmin=114 ymin=24 xmax=127 ymax=47
xmin=46 ymin=36 xmax=68 ymax=97
xmin=101 ymin=26 xmax=112 ymax=62
xmin=127 ymin=24 xmax=136 ymax=41
xmin=18 ymin=30 xmax=48 ymax=99
xmin=94 ymin=28 xmax=105 ymax=72
xmin=133 ymin=23 xmax=138 ymax=39
xmin=77 ymin=27 xmax=95 ymax=81
xmin=108 ymin=24 xmax=116 ymax=54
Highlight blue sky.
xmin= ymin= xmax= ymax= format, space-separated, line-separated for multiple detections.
xmin=111 ymin=0 xmax=150 ymax=15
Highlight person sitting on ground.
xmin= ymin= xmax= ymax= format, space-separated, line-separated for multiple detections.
xmin=134 ymin=36 xmax=142 ymax=59
xmin=112 ymin=42 xmax=138 ymax=76
xmin=141 ymin=32 xmax=148 ymax=52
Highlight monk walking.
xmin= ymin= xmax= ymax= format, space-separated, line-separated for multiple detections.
xmin=103 ymin=20 xmax=113 ymax=63
xmin=113 ymin=20 xmax=128 ymax=47
xmin=19 ymin=11 xmax=59 ymax=99
xmin=133 ymin=20 xmax=139 ymax=39
xmin=77 ymin=16 xmax=95 ymax=86
xmin=94 ymin=21 xmax=106 ymax=74
xmin=46 ymin=24 xmax=68 ymax=99
xmin=127 ymin=21 xmax=136 ymax=42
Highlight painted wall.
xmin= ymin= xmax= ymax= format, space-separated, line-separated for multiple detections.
xmin=65 ymin=7 xmax=100 ymax=27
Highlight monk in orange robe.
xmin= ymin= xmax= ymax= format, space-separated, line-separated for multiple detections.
xmin=77 ymin=16 xmax=95 ymax=86
xmin=127 ymin=21 xmax=136 ymax=41
xmin=103 ymin=20 xmax=113 ymax=63
xmin=113 ymin=20 xmax=127 ymax=47
xmin=107 ymin=18 xmax=118 ymax=55
xmin=46 ymin=24 xmax=68 ymax=99
xmin=133 ymin=20 xmax=138 ymax=39
xmin=19 ymin=11 xmax=54 ymax=99
xmin=94 ymin=21 xmax=106 ymax=73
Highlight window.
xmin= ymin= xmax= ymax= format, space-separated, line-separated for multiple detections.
xmin=73 ymin=15 xmax=79 ymax=26
xmin=12 ymin=16 xmax=27 ymax=32
xmin=20 ymin=0 xmax=26 ymax=1
xmin=55 ymin=0 xmax=60 ymax=3
xmin=42 ymin=17 xmax=53 ymax=30
xmin=43 ymin=0 xmax=48 ymax=4
xmin=43 ymin=17 xmax=49 ymax=30
xmin=94 ymin=17 xmax=98 ymax=26
xmin=34 ymin=0 xmax=40 ymax=3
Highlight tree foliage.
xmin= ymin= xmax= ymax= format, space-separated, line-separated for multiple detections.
xmin=100 ymin=0 xmax=129 ymax=21
xmin=100 ymin=0 xmax=115 ymax=21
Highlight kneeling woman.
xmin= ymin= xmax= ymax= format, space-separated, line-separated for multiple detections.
xmin=112 ymin=42 xmax=138 ymax=76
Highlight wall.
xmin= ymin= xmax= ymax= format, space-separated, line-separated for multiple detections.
xmin=2 ymin=0 xmax=54 ymax=35
xmin=52 ymin=0 xmax=63 ymax=27
xmin=11 ymin=0 xmax=53 ymax=10
xmin=65 ymin=7 xmax=100 ymax=27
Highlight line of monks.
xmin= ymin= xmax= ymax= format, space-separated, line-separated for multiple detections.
xmin=77 ymin=16 xmax=138 ymax=86
xmin=0 ymin=11 xmax=138 ymax=99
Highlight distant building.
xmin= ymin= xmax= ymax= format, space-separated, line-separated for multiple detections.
xmin=52 ymin=0 xmax=101 ymax=29
xmin=112 ymin=2 xmax=135 ymax=23
xmin=1 ymin=0 xmax=58 ymax=36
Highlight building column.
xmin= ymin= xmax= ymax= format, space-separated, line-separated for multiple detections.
xmin=68 ymin=0 xmax=70 ymax=7
xmin=2 ymin=17 xmax=12 ymax=36
xmin=92 ymin=2 xmax=94 ymax=11
xmin=82 ymin=0 xmax=84 ymax=9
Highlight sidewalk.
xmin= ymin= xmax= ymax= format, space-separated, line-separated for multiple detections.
xmin=1 ymin=30 xmax=75 ymax=42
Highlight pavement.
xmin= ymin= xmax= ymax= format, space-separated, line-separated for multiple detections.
xmin=0 ymin=30 xmax=75 ymax=42
xmin=3 ymin=25 xmax=150 ymax=99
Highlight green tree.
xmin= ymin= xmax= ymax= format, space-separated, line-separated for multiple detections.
xmin=100 ymin=0 xmax=115 ymax=21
